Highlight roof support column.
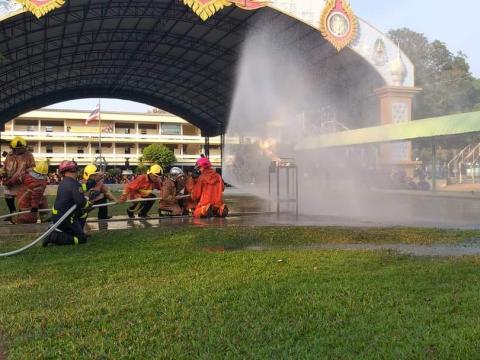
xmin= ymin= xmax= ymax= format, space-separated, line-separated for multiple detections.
xmin=204 ymin=137 xmax=210 ymax=158
xmin=374 ymin=86 xmax=421 ymax=176
xmin=431 ymin=139 xmax=437 ymax=193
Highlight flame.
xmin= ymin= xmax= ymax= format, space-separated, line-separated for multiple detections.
xmin=258 ymin=138 xmax=280 ymax=162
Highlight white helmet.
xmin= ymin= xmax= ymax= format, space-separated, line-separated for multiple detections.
xmin=169 ymin=167 xmax=184 ymax=180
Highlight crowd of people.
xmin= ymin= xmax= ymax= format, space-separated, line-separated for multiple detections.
xmin=1 ymin=136 xmax=229 ymax=247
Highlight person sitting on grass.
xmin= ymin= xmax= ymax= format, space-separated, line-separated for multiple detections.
xmin=118 ymin=164 xmax=162 ymax=218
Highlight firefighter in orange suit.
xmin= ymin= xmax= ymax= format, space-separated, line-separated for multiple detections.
xmin=2 ymin=136 xmax=36 ymax=219
xmin=158 ymin=167 xmax=184 ymax=216
xmin=191 ymin=157 xmax=228 ymax=218
xmin=181 ymin=167 xmax=200 ymax=215
xmin=14 ymin=160 xmax=50 ymax=224
xmin=119 ymin=164 xmax=162 ymax=218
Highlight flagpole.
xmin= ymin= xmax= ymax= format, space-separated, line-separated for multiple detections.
xmin=98 ymin=99 xmax=102 ymax=156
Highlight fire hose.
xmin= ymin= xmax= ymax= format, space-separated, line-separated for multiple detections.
xmin=0 ymin=196 xmax=173 ymax=258
xmin=0 ymin=196 xmax=191 ymax=221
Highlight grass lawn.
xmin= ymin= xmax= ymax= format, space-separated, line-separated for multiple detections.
xmin=1 ymin=226 xmax=480 ymax=359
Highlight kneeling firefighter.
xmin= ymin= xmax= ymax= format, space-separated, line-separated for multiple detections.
xmin=158 ymin=167 xmax=184 ymax=216
xmin=180 ymin=166 xmax=200 ymax=215
xmin=191 ymin=157 xmax=228 ymax=218
xmin=119 ymin=164 xmax=162 ymax=218
xmin=82 ymin=164 xmax=117 ymax=220
xmin=15 ymin=160 xmax=50 ymax=224
xmin=43 ymin=161 xmax=93 ymax=246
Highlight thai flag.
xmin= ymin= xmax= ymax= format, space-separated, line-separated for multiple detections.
xmin=85 ymin=104 xmax=100 ymax=124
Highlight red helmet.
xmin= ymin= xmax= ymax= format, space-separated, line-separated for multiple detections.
xmin=196 ymin=157 xmax=211 ymax=169
xmin=58 ymin=160 xmax=78 ymax=173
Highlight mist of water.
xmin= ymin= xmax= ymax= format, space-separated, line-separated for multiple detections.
xmin=223 ymin=26 xmax=441 ymax=224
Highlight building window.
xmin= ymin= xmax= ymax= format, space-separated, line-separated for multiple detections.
xmin=124 ymin=147 xmax=131 ymax=154
xmin=125 ymin=128 xmax=130 ymax=134
xmin=77 ymin=147 xmax=84 ymax=154
xmin=161 ymin=123 xmax=181 ymax=135
xmin=27 ymin=125 xmax=35 ymax=132
xmin=140 ymin=129 xmax=147 ymax=135
xmin=46 ymin=146 xmax=53 ymax=154
xmin=45 ymin=126 xmax=53 ymax=132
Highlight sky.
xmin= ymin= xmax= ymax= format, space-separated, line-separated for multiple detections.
xmin=48 ymin=0 xmax=480 ymax=113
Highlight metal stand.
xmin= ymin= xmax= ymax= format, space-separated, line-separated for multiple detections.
xmin=95 ymin=156 xmax=108 ymax=172
xmin=268 ymin=158 xmax=298 ymax=218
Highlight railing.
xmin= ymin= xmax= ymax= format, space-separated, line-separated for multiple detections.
xmin=32 ymin=152 xmax=221 ymax=165
xmin=447 ymin=143 xmax=480 ymax=184
xmin=3 ymin=131 xmax=221 ymax=143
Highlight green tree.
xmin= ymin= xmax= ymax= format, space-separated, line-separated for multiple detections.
xmin=474 ymin=79 xmax=480 ymax=111
xmin=134 ymin=164 xmax=149 ymax=175
xmin=388 ymin=28 xmax=480 ymax=119
xmin=141 ymin=144 xmax=176 ymax=169
xmin=389 ymin=28 xmax=480 ymax=155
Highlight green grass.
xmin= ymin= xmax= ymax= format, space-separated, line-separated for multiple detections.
xmin=1 ymin=227 xmax=480 ymax=359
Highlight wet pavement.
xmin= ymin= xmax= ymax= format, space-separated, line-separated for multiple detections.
xmin=3 ymin=190 xmax=480 ymax=257
xmin=245 ymin=242 xmax=480 ymax=257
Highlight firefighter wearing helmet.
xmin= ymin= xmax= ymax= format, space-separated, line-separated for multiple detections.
xmin=14 ymin=159 xmax=51 ymax=224
xmin=158 ymin=167 xmax=184 ymax=216
xmin=43 ymin=160 xmax=94 ymax=246
xmin=181 ymin=165 xmax=201 ymax=215
xmin=118 ymin=164 xmax=162 ymax=218
xmin=81 ymin=164 xmax=117 ymax=222
xmin=2 ymin=136 xmax=35 ymax=221
xmin=191 ymin=157 xmax=228 ymax=218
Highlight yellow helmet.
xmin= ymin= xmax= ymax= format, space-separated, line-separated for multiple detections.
xmin=10 ymin=136 xmax=27 ymax=149
xmin=33 ymin=160 xmax=49 ymax=175
xmin=147 ymin=164 xmax=163 ymax=176
xmin=83 ymin=164 xmax=99 ymax=180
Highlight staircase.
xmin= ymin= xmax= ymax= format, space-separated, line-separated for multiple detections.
xmin=447 ymin=143 xmax=480 ymax=184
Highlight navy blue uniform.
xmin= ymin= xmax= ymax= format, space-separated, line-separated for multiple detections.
xmin=45 ymin=177 xmax=90 ymax=246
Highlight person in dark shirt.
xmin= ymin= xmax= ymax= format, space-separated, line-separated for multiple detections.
xmin=43 ymin=160 xmax=92 ymax=246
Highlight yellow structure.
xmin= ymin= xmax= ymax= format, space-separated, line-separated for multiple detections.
xmin=0 ymin=109 xmax=221 ymax=167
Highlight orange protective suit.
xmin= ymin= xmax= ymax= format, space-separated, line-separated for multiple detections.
xmin=158 ymin=178 xmax=182 ymax=215
xmin=191 ymin=169 xmax=228 ymax=218
xmin=15 ymin=172 xmax=49 ymax=224
xmin=181 ymin=175 xmax=197 ymax=213
xmin=120 ymin=174 xmax=161 ymax=200
xmin=3 ymin=150 xmax=35 ymax=196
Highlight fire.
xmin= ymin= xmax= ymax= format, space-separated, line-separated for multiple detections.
xmin=258 ymin=138 xmax=280 ymax=162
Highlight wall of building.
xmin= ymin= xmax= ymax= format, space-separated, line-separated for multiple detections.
xmin=0 ymin=109 xmax=222 ymax=167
